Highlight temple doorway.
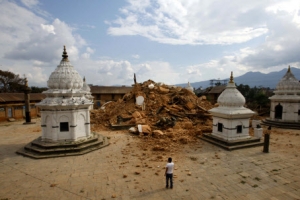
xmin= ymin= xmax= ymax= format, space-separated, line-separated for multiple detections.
xmin=275 ymin=104 xmax=283 ymax=119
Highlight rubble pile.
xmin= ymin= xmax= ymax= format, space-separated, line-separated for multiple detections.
xmin=91 ymin=80 xmax=215 ymax=149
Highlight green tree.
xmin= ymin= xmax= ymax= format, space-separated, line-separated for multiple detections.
xmin=236 ymin=84 xmax=272 ymax=111
xmin=31 ymin=86 xmax=48 ymax=93
xmin=254 ymin=92 xmax=269 ymax=107
xmin=0 ymin=70 xmax=26 ymax=93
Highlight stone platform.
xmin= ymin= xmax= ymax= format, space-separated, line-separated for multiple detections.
xmin=201 ymin=133 xmax=264 ymax=151
xmin=262 ymin=118 xmax=300 ymax=130
xmin=16 ymin=133 xmax=110 ymax=159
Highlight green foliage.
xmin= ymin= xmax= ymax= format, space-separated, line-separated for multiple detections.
xmin=31 ymin=86 xmax=48 ymax=93
xmin=0 ymin=70 xmax=25 ymax=93
xmin=236 ymin=84 xmax=272 ymax=110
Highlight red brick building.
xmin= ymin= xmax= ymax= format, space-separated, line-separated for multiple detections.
xmin=0 ymin=93 xmax=46 ymax=122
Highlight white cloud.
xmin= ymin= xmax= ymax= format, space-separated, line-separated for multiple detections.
xmin=21 ymin=0 xmax=39 ymax=8
xmin=132 ymin=54 xmax=140 ymax=59
xmin=74 ymin=58 xmax=183 ymax=86
xmin=1 ymin=0 xmax=300 ymax=89
xmin=41 ymin=24 xmax=55 ymax=34
xmin=0 ymin=1 xmax=87 ymax=87
xmin=86 ymin=47 xmax=94 ymax=54
xmin=240 ymin=2 xmax=300 ymax=69
xmin=81 ymin=47 xmax=95 ymax=59
xmin=25 ymin=66 xmax=49 ymax=84
xmin=4 ymin=18 xmax=84 ymax=62
xmin=107 ymin=0 xmax=272 ymax=45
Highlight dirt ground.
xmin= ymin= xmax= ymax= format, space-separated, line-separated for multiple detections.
xmin=0 ymin=118 xmax=299 ymax=199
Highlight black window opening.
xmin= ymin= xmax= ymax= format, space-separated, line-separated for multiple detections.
xmin=60 ymin=122 xmax=69 ymax=132
xmin=237 ymin=125 xmax=242 ymax=133
xmin=218 ymin=123 xmax=223 ymax=132
xmin=275 ymin=103 xmax=283 ymax=119
xmin=298 ymin=110 xmax=300 ymax=115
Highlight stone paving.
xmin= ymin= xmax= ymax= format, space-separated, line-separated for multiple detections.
xmin=0 ymin=120 xmax=299 ymax=200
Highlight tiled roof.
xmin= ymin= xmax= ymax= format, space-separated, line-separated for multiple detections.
xmin=90 ymin=86 xmax=132 ymax=94
xmin=208 ymin=86 xmax=226 ymax=94
xmin=0 ymin=93 xmax=46 ymax=102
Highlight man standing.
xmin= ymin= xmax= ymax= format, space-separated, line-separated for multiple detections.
xmin=165 ymin=157 xmax=174 ymax=189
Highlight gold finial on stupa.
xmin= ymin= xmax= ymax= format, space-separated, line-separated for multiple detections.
xmin=62 ymin=45 xmax=69 ymax=61
xmin=229 ymin=71 xmax=234 ymax=83
xmin=288 ymin=65 xmax=291 ymax=73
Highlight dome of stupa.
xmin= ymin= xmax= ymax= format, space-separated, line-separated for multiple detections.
xmin=82 ymin=77 xmax=91 ymax=92
xmin=47 ymin=46 xmax=83 ymax=90
xmin=275 ymin=66 xmax=300 ymax=91
xmin=185 ymin=82 xmax=194 ymax=93
xmin=217 ymin=72 xmax=245 ymax=107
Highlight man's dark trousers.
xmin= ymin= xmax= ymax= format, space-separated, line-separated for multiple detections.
xmin=166 ymin=173 xmax=173 ymax=188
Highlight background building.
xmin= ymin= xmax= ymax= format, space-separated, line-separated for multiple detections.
xmin=0 ymin=93 xmax=45 ymax=122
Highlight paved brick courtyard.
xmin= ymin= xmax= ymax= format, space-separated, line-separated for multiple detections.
xmin=0 ymin=120 xmax=299 ymax=200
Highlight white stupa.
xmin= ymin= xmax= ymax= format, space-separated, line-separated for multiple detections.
xmin=185 ymin=82 xmax=194 ymax=93
xmin=269 ymin=66 xmax=300 ymax=122
xmin=37 ymin=46 xmax=93 ymax=142
xmin=208 ymin=72 xmax=255 ymax=141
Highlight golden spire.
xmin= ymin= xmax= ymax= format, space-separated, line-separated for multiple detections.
xmin=288 ymin=65 xmax=291 ymax=73
xmin=62 ymin=45 xmax=69 ymax=61
xmin=229 ymin=71 xmax=234 ymax=83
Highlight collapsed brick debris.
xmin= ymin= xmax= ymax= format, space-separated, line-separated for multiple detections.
xmin=90 ymin=80 xmax=215 ymax=151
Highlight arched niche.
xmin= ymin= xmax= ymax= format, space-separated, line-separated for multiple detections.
xmin=275 ymin=103 xmax=283 ymax=119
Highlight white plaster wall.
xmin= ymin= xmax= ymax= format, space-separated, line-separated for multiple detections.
xmin=270 ymin=101 xmax=300 ymax=122
xmin=40 ymin=108 xmax=91 ymax=142
xmin=285 ymin=104 xmax=294 ymax=121
xmin=41 ymin=115 xmax=54 ymax=141
xmin=212 ymin=117 xmax=250 ymax=141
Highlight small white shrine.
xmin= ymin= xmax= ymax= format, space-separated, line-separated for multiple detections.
xmin=185 ymin=82 xmax=194 ymax=93
xmin=208 ymin=72 xmax=255 ymax=141
xmin=17 ymin=46 xmax=109 ymax=159
xmin=36 ymin=46 xmax=93 ymax=142
xmin=269 ymin=66 xmax=300 ymax=122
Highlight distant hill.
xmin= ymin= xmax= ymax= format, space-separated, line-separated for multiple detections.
xmin=177 ymin=67 xmax=300 ymax=89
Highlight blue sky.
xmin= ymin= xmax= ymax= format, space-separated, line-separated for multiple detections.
xmin=0 ymin=0 xmax=300 ymax=87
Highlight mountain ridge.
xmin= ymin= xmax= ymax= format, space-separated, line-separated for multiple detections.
xmin=177 ymin=67 xmax=300 ymax=89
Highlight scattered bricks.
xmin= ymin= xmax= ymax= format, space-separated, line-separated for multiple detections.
xmin=185 ymin=101 xmax=195 ymax=110
xmin=152 ymin=130 xmax=164 ymax=137
xmin=195 ymin=129 xmax=202 ymax=136
xmin=132 ymin=111 xmax=142 ymax=118
xmin=182 ymin=121 xmax=193 ymax=129
xmin=90 ymin=79 xmax=215 ymax=152
xmin=158 ymin=86 xmax=169 ymax=94
xmin=179 ymin=137 xmax=189 ymax=144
